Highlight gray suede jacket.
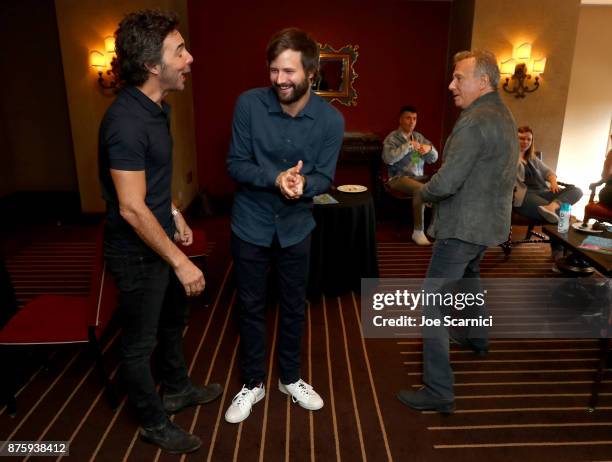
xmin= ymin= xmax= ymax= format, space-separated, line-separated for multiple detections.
xmin=421 ymin=91 xmax=518 ymax=247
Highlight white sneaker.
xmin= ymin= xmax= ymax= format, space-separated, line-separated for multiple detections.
xmin=538 ymin=205 xmax=559 ymax=224
xmin=278 ymin=379 xmax=324 ymax=410
xmin=224 ymin=384 xmax=265 ymax=424
xmin=412 ymin=230 xmax=431 ymax=246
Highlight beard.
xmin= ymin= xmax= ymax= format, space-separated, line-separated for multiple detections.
xmin=274 ymin=77 xmax=310 ymax=105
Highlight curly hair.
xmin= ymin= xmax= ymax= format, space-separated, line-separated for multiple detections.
xmin=112 ymin=9 xmax=179 ymax=87
xmin=266 ymin=28 xmax=319 ymax=81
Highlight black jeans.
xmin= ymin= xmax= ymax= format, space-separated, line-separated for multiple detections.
xmin=231 ymin=233 xmax=310 ymax=385
xmin=105 ymin=251 xmax=190 ymax=428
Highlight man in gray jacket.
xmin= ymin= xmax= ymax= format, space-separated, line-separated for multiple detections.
xmin=397 ymin=50 xmax=518 ymax=413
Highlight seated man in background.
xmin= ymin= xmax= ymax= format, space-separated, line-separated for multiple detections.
xmin=382 ymin=105 xmax=438 ymax=245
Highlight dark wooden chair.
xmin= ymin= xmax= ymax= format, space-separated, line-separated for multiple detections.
xmin=378 ymin=160 xmax=429 ymax=233
xmin=584 ymin=179 xmax=612 ymax=226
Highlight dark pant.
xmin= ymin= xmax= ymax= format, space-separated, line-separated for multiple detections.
xmin=231 ymin=233 xmax=310 ymax=385
xmin=421 ymin=238 xmax=488 ymax=400
xmin=513 ymin=185 xmax=583 ymax=221
xmin=514 ymin=185 xmax=583 ymax=254
xmin=105 ymin=251 xmax=190 ymax=428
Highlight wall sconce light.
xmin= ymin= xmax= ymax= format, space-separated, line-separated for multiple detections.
xmin=500 ymin=42 xmax=546 ymax=98
xmin=90 ymin=36 xmax=117 ymax=90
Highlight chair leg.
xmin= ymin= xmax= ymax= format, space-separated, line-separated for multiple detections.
xmin=499 ymin=227 xmax=513 ymax=258
xmin=88 ymin=328 xmax=119 ymax=409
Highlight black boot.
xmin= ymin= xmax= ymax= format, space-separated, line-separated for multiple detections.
xmin=139 ymin=420 xmax=201 ymax=454
xmin=397 ymin=387 xmax=455 ymax=414
xmin=162 ymin=383 xmax=223 ymax=414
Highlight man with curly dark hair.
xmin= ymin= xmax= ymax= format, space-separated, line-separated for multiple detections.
xmin=98 ymin=10 xmax=222 ymax=454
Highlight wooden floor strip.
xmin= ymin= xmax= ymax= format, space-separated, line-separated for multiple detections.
xmin=157 ymin=291 xmax=237 ymax=462
xmin=403 ymin=358 xmax=599 ymax=365
xmin=258 ymin=308 xmax=280 ymax=462
xmin=408 ymin=369 xmax=599 ymax=376
xmin=205 ymin=340 xmax=240 ymax=462
xmin=413 ymin=380 xmax=612 ymax=387
xmin=26 ymin=330 xmax=121 ymax=461
xmin=323 ymin=296 xmax=342 ymax=462
xmin=400 ymin=348 xmax=599 ymax=354
xmin=187 ymin=262 xmax=233 ymax=376
xmin=89 ymin=399 xmax=128 ymax=461
xmin=454 ymin=393 xmax=612 ymax=399
xmin=55 ymin=362 xmax=121 ymax=461
xmin=285 ymin=395 xmax=291 ymax=462
xmin=422 ymin=406 xmax=612 ymax=414
xmin=0 ymin=351 xmax=56 ymax=416
xmin=337 ymin=297 xmax=367 ymax=462
xmin=351 ymin=292 xmax=394 ymax=462
xmin=398 ymin=339 xmax=599 ymax=345
xmin=434 ymin=440 xmax=612 ymax=449
xmin=307 ymin=306 xmax=315 ymax=462
xmin=183 ymin=288 xmax=236 ymax=435
xmin=0 ymin=351 xmax=81 ymax=451
xmin=232 ymin=418 xmax=243 ymax=462
xmin=428 ymin=422 xmax=612 ymax=431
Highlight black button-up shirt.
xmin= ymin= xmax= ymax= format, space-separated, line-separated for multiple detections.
xmin=227 ymin=87 xmax=344 ymax=248
xmin=98 ymin=86 xmax=174 ymax=254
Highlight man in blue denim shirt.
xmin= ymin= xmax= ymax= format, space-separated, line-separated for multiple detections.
xmin=225 ymin=28 xmax=344 ymax=424
xmin=397 ymin=50 xmax=518 ymax=414
xmin=382 ymin=105 xmax=438 ymax=245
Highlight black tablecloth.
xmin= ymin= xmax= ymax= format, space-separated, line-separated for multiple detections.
xmin=308 ymin=190 xmax=379 ymax=298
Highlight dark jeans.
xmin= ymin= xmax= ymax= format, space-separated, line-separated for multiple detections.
xmin=421 ymin=238 xmax=488 ymax=401
xmin=514 ymin=185 xmax=583 ymax=254
xmin=231 ymin=233 xmax=310 ymax=385
xmin=105 ymin=251 xmax=190 ymax=428
xmin=514 ymin=185 xmax=583 ymax=221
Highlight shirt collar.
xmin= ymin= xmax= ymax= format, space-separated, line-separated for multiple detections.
xmin=463 ymin=90 xmax=500 ymax=113
xmin=264 ymin=86 xmax=318 ymax=119
xmin=124 ymin=86 xmax=171 ymax=117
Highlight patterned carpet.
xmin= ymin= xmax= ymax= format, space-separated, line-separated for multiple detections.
xmin=0 ymin=221 xmax=611 ymax=461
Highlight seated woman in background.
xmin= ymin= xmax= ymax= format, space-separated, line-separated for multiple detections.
xmin=513 ymin=125 xmax=583 ymax=224
xmin=597 ymin=133 xmax=612 ymax=207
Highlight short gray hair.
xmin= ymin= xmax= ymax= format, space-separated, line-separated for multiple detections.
xmin=454 ymin=49 xmax=500 ymax=89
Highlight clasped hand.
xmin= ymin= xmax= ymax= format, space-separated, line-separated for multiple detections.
xmin=411 ymin=140 xmax=432 ymax=155
xmin=276 ymin=160 xmax=305 ymax=200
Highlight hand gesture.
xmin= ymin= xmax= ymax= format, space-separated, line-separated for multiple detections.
xmin=549 ymin=178 xmax=560 ymax=194
xmin=277 ymin=160 xmax=305 ymax=199
xmin=418 ymin=144 xmax=432 ymax=155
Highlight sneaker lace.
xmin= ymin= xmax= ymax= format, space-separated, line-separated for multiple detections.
xmin=231 ymin=386 xmax=254 ymax=408
xmin=290 ymin=380 xmax=314 ymax=403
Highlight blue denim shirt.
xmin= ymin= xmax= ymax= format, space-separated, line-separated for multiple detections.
xmin=382 ymin=129 xmax=438 ymax=179
xmin=227 ymin=87 xmax=345 ymax=248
